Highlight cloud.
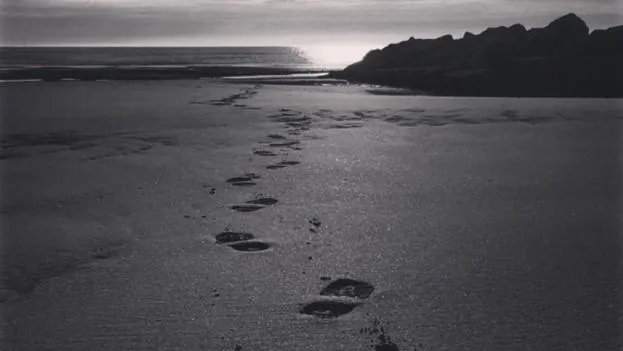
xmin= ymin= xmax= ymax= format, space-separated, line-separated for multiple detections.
xmin=1 ymin=0 xmax=621 ymax=46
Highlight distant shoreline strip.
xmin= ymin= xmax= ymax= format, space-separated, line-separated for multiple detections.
xmin=0 ymin=65 xmax=339 ymax=82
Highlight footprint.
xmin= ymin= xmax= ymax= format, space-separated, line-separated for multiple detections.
xmin=215 ymin=232 xmax=255 ymax=244
xmin=320 ymin=278 xmax=375 ymax=299
xmin=266 ymin=160 xmax=300 ymax=170
xmin=254 ymin=150 xmax=277 ymax=157
xmin=230 ymin=205 xmax=264 ymax=212
xmin=385 ymin=115 xmax=407 ymax=123
xmin=423 ymin=121 xmax=447 ymax=127
xmin=267 ymin=134 xmax=287 ymax=140
xmin=269 ymin=140 xmax=300 ymax=147
xmin=90 ymin=243 xmax=124 ymax=260
xmin=226 ymin=173 xmax=260 ymax=183
xmin=276 ymin=116 xmax=310 ymax=123
xmin=299 ymin=300 xmax=362 ymax=318
xmin=228 ymin=241 xmax=271 ymax=252
xmin=266 ymin=164 xmax=287 ymax=170
xmin=309 ymin=217 xmax=321 ymax=228
xmin=325 ymin=123 xmax=364 ymax=129
xmin=246 ymin=197 xmax=278 ymax=206
xmin=286 ymin=122 xmax=310 ymax=129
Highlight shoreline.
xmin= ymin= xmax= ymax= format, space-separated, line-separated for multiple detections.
xmin=0 ymin=65 xmax=340 ymax=82
xmin=4 ymin=70 xmax=623 ymax=99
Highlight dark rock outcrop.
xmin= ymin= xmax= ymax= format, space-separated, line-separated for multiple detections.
xmin=332 ymin=13 xmax=623 ymax=97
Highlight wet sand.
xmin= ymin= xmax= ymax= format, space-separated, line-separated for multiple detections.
xmin=1 ymin=80 xmax=621 ymax=350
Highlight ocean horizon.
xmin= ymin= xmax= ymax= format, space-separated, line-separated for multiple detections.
xmin=0 ymin=46 xmax=351 ymax=71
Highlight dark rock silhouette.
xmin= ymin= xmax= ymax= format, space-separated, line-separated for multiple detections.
xmin=331 ymin=13 xmax=623 ymax=97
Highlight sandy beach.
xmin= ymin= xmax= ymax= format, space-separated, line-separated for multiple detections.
xmin=1 ymin=80 xmax=621 ymax=350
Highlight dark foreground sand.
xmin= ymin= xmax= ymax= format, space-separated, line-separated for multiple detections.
xmin=1 ymin=80 xmax=621 ymax=350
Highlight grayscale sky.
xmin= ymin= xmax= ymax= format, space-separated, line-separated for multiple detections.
xmin=1 ymin=0 xmax=621 ymax=63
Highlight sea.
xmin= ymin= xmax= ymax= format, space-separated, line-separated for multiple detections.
xmin=0 ymin=46 xmax=322 ymax=69
xmin=0 ymin=46 xmax=345 ymax=82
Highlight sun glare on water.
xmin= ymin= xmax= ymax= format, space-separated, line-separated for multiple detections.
xmin=301 ymin=43 xmax=376 ymax=69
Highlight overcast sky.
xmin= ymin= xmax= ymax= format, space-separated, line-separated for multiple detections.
xmin=2 ymin=0 xmax=621 ymax=49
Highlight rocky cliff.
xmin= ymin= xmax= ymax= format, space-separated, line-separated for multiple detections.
xmin=332 ymin=14 xmax=622 ymax=97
